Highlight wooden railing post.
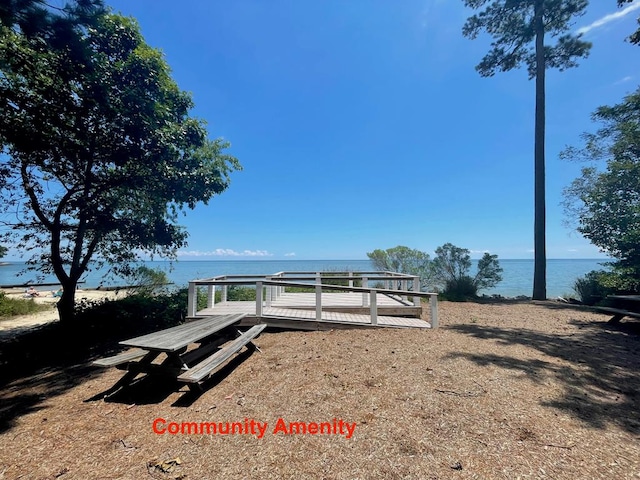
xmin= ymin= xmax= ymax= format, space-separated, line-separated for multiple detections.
xmin=256 ymin=281 xmax=263 ymax=317
xmin=348 ymin=271 xmax=353 ymax=288
xmin=316 ymin=283 xmax=322 ymax=321
xmin=207 ymin=284 xmax=215 ymax=309
xmin=187 ymin=282 xmax=196 ymax=317
xmin=430 ymin=294 xmax=439 ymax=328
xmin=221 ymin=284 xmax=228 ymax=303
xmin=413 ymin=276 xmax=421 ymax=306
xmin=401 ymin=279 xmax=408 ymax=302
xmin=362 ymin=277 xmax=369 ymax=306
xmin=266 ymin=276 xmax=272 ymax=307
xmin=370 ymin=289 xmax=378 ymax=325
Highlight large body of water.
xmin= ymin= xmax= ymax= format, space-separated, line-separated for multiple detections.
xmin=0 ymin=259 xmax=611 ymax=299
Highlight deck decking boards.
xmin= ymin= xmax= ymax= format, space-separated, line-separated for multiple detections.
xmin=193 ymin=292 xmax=431 ymax=330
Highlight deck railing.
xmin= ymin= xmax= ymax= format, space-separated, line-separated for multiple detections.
xmin=187 ymin=271 xmax=438 ymax=328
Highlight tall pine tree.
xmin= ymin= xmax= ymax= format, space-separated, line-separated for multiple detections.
xmin=462 ymin=0 xmax=591 ymax=299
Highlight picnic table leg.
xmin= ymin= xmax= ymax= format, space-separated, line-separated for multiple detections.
xmin=159 ymin=348 xmax=191 ymax=373
xmin=97 ymin=351 xmax=161 ymax=399
xmin=238 ymin=328 xmax=262 ymax=353
xmin=608 ymin=314 xmax=625 ymax=324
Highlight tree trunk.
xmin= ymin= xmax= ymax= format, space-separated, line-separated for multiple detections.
xmin=532 ymin=0 xmax=547 ymax=300
xmin=56 ymin=279 xmax=78 ymax=324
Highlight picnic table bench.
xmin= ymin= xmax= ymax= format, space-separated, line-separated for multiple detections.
xmin=593 ymin=295 xmax=640 ymax=324
xmin=92 ymin=314 xmax=266 ymax=395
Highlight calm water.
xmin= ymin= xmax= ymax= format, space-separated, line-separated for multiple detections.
xmin=0 ymin=259 xmax=611 ymax=299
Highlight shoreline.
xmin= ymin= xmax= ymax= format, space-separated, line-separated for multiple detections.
xmin=0 ymin=259 xmax=608 ymax=298
xmin=0 ymin=287 xmax=127 ymax=334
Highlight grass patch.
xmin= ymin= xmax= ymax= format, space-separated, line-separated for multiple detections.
xmin=0 ymin=292 xmax=52 ymax=319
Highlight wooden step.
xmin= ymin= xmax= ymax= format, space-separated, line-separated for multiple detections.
xmin=178 ymin=324 xmax=267 ymax=384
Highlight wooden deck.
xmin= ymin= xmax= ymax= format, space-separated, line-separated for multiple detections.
xmin=193 ymin=292 xmax=430 ymax=330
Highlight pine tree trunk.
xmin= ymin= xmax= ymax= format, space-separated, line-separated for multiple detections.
xmin=532 ymin=0 xmax=547 ymax=301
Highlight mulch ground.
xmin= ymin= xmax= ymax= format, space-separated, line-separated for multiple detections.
xmin=0 ymin=301 xmax=639 ymax=479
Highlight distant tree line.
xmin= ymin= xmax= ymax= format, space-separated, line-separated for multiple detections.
xmin=367 ymin=244 xmax=503 ymax=301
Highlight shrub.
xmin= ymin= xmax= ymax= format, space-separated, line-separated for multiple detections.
xmin=367 ymin=246 xmax=433 ymax=291
xmin=573 ymin=270 xmax=618 ymax=305
xmin=72 ymin=288 xmax=190 ymax=336
xmin=320 ymin=269 xmax=363 ymax=288
xmin=0 ymin=293 xmax=52 ymax=318
xmin=441 ymin=276 xmax=478 ymax=301
xmin=432 ymin=243 xmax=503 ymax=300
xmin=126 ymin=265 xmax=171 ymax=295
xmin=227 ymin=286 xmax=257 ymax=301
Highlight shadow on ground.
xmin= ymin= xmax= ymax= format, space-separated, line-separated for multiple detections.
xmin=86 ymin=348 xmax=255 ymax=407
xmin=447 ymin=311 xmax=640 ymax=434
xmin=0 ymin=315 xmax=184 ymax=434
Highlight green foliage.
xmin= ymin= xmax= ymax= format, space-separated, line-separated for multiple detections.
xmin=573 ymin=270 xmax=617 ymax=305
xmin=0 ymin=293 xmax=51 ymax=318
xmin=366 ymin=246 xmax=433 ymax=291
xmin=441 ymin=276 xmax=478 ymax=302
xmin=475 ymin=251 xmax=505 ymax=290
xmin=127 ymin=265 xmax=170 ymax=295
xmin=433 ymin=243 xmax=503 ymax=300
xmin=319 ymin=268 xmax=363 ymax=288
xmin=618 ymin=0 xmax=640 ymax=45
xmin=226 ymin=286 xmax=257 ymax=301
xmin=73 ymin=288 xmax=189 ymax=331
xmin=0 ymin=245 xmax=6 ymax=259
xmin=0 ymin=9 xmax=240 ymax=322
xmin=462 ymin=0 xmax=591 ymax=79
xmin=563 ymin=88 xmax=640 ymax=293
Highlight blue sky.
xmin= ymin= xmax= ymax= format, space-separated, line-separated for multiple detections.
xmin=10 ymin=1 xmax=640 ymax=261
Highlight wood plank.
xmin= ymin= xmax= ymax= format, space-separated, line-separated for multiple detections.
xmin=593 ymin=306 xmax=640 ymax=317
xmin=92 ymin=348 xmax=147 ymax=367
xmin=593 ymin=306 xmax=640 ymax=322
xmin=120 ymin=314 xmax=246 ymax=352
xmin=180 ymin=334 xmax=234 ymax=367
xmin=192 ymin=307 xmax=430 ymax=329
xmin=178 ymin=324 xmax=267 ymax=384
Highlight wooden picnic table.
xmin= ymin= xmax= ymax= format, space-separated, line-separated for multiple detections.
xmin=92 ymin=314 xmax=266 ymax=396
xmin=594 ymin=295 xmax=640 ymax=324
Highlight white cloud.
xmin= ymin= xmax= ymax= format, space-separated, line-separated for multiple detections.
xmin=284 ymin=252 xmax=296 ymax=257
xmin=577 ymin=1 xmax=640 ymax=36
xmin=615 ymin=75 xmax=633 ymax=85
xmin=179 ymin=249 xmax=273 ymax=257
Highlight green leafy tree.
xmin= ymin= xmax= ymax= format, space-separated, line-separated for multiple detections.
xmin=0 ymin=12 xmax=240 ymax=323
xmin=0 ymin=245 xmax=7 ymax=259
xmin=432 ymin=243 xmax=503 ymax=299
xmin=562 ymin=88 xmax=640 ymax=292
xmin=127 ymin=265 xmax=171 ymax=295
xmin=0 ymin=0 xmax=105 ymax=37
xmin=618 ymin=0 xmax=640 ymax=45
xmin=366 ymin=246 xmax=434 ymax=291
xmin=462 ymin=0 xmax=591 ymax=300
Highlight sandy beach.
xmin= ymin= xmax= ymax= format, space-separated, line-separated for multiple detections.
xmin=0 ymin=287 xmax=126 ymax=333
